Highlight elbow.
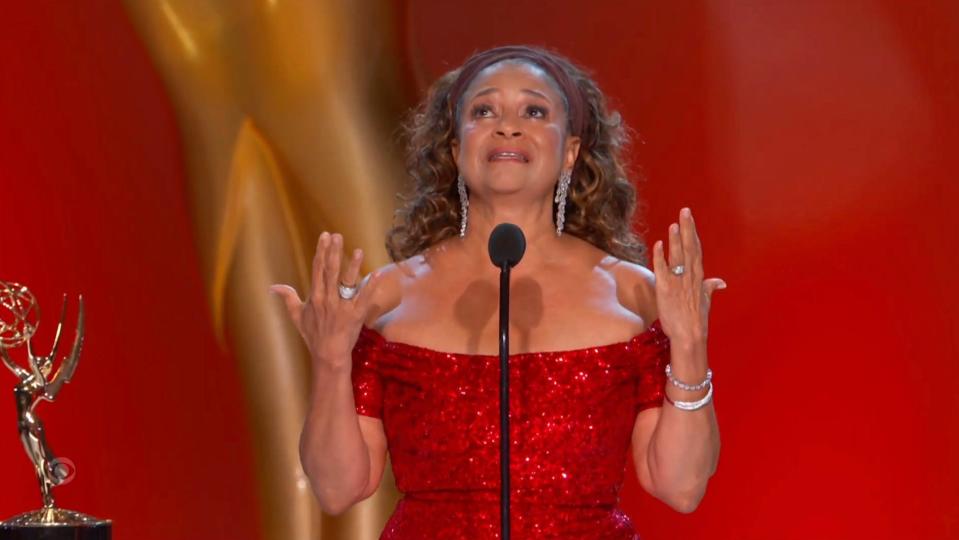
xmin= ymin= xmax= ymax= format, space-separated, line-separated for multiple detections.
xmin=298 ymin=441 xmax=364 ymax=517
xmin=666 ymin=492 xmax=703 ymax=514
xmin=317 ymin=496 xmax=356 ymax=517
xmin=651 ymin=442 xmax=720 ymax=514
xmin=658 ymin=484 xmax=708 ymax=514
xmin=309 ymin=477 xmax=364 ymax=516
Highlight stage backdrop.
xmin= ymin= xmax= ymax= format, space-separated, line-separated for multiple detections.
xmin=1 ymin=2 xmax=957 ymax=540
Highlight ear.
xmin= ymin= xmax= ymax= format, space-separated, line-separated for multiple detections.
xmin=450 ymin=138 xmax=460 ymax=169
xmin=563 ymin=135 xmax=581 ymax=170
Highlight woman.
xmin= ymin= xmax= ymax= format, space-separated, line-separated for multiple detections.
xmin=271 ymin=45 xmax=725 ymax=539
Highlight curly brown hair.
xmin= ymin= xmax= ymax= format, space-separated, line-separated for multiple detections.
xmin=386 ymin=46 xmax=648 ymax=266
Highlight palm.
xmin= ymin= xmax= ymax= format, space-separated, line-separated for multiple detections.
xmin=651 ymin=208 xmax=726 ymax=345
xmin=270 ymin=232 xmax=379 ymax=367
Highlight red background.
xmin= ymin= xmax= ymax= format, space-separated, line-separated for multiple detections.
xmin=1 ymin=1 xmax=957 ymax=539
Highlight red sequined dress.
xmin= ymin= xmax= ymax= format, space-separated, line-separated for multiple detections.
xmin=351 ymin=319 xmax=670 ymax=539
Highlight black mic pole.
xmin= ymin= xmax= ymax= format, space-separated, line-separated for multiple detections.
xmin=488 ymin=223 xmax=526 ymax=540
xmin=498 ymin=259 xmax=511 ymax=540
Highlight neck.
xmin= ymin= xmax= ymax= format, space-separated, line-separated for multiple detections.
xmin=457 ymin=194 xmax=564 ymax=271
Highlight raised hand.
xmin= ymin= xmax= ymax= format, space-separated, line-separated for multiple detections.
xmin=270 ymin=232 xmax=379 ymax=369
xmin=651 ymin=207 xmax=727 ymax=346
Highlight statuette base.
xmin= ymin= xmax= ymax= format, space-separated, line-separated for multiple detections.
xmin=0 ymin=508 xmax=111 ymax=540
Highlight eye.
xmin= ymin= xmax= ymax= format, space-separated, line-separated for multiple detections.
xmin=471 ymin=104 xmax=494 ymax=118
xmin=526 ymin=105 xmax=548 ymax=119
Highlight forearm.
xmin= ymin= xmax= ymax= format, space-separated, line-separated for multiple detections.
xmin=647 ymin=339 xmax=720 ymax=512
xmin=299 ymin=360 xmax=370 ymax=514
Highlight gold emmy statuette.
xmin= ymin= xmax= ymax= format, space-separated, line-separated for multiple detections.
xmin=0 ymin=281 xmax=110 ymax=540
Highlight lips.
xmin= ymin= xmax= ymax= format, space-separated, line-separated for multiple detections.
xmin=487 ymin=147 xmax=530 ymax=163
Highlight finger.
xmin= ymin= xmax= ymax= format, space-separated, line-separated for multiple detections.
xmin=311 ymin=232 xmax=329 ymax=300
xmin=679 ymin=207 xmax=704 ymax=277
xmin=325 ymin=233 xmax=344 ymax=304
xmin=341 ymin=248 xmax=363 ymax=288
xmin=667 ymin=221 xmax=685 ymax=270
xmin=651 ymin=239 xmax=668 ymax=278
xmin=269 ymin=284 xmax=304 ymax=326
xmin=355 ymin=269 xmax=382 ymax=315
xmin=317 ymin=231 xmax=333 ymax=301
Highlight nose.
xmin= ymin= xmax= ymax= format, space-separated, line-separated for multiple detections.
xmin=495 ymin=115 xmax=522 ymax=138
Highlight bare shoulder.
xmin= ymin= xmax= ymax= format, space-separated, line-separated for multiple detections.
xmin=599 ymin=254 xmax=658 ymax=323
xmin=361 ymin=254 xmax=427 ymax=328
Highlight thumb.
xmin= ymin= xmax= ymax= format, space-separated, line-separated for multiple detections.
xmin=355 ymin=271 xmax=383 ymax=315
xmin=704 ymin=278 xmax=727 ymax=300
xmin=269 ymin=284 xmax=303 ymax=323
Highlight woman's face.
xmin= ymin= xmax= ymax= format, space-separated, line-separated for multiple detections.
xmin=451 ymin=61 xmax=580 ymax=201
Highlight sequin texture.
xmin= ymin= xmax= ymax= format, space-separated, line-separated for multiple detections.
xmin=351 ymin=319 xmax=670 ymax=539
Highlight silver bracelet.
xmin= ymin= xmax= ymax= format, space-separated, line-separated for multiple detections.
xmin=665 ymin=363 xmax=712 ymax=391
xmin=664 ymin=382 xmax=714 ymax=411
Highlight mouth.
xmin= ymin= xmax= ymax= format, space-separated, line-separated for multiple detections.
xmin=487 ymin=148 xmax=530 ymax=163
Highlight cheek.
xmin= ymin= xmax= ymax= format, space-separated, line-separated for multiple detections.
xmin=540 ymin=125 xmax=566 ymax=156
xmin=458 ymin=124 xmax=481 ymax=157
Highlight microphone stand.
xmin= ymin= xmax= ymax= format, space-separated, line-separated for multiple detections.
xmin=488 ymin=221 xmax=524 ymax=540
xmin=498 ymin=261 xmax=511 ymax=540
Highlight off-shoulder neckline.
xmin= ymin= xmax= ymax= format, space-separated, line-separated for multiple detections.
xmin=359 ymin=318 xmax=662 ymax=359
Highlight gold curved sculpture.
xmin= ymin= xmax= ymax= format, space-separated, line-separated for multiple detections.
xmin=121 ymin=2 xmax=407 ymax=538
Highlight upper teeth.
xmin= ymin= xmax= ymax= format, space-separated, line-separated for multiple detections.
xmin=491 ymin=152 xmax=526 ymax=161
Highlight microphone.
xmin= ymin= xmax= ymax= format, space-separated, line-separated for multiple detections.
xmin=488 ymin=223 xmax=526 ymax=269
xmin=487 ymin=223 xmax=525 ymax=540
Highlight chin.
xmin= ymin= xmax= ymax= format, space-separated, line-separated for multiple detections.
xmin=483 ymin=167 xmax=535 ymax=186
xmin=483 ymin=177 xmax=532 ymax=195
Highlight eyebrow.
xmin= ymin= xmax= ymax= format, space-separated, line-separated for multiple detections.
xmin=470 ymin=87 xmax=552 ymax=102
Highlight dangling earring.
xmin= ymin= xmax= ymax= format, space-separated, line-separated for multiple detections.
xmin=457 ymin=174 xmax=469 ymax=238
xmin=554 ymin=169 xmax=572 ymax=236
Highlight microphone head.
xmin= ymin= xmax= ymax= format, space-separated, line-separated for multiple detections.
xmin=488 ymin=223 xmax=526 ymax=268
